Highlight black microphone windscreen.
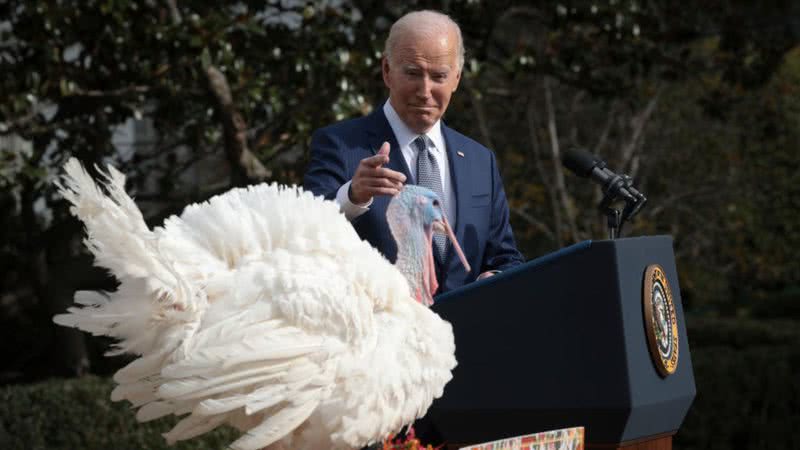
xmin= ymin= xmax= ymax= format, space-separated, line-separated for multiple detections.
xmin=562 ymin=149 xmax=599 ymax=177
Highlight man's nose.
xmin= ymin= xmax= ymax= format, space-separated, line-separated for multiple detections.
xmin=416 ymin=75 xmax=432 ymax=99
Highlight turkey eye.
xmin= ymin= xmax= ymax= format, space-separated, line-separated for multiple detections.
xmin=432 ymin=200 xmax=440 ymax=207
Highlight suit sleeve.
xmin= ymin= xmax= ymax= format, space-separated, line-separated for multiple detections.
xmin=482 ymin=151 xmax=525 ymax=272
xmin=303 ymin=128 xmax=350 ymax=201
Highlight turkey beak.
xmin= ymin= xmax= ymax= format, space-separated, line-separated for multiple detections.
xmin=432 ymin=217 xmax=471 ymax=273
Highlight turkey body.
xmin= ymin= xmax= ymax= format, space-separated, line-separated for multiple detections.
xmin=54 ymin=159 xmax=456 ymax=450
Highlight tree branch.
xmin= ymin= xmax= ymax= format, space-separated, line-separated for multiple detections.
xmin=645 ymin=187 xmax=720 ymax=219
xmin=68 ymin=85 xmax=151 ymax=98
xmin=544 ymin=76 xmax=580 ymax=242
xmin=205 ymin=65 xmax=270 ymax=185
xmin=592 ymin=100 xmax=618 ymax=156
xmin=512 ymin=206 xmax=556 ymax=241
xmin=165 ymin=0 xmax=182 ymax=25
xmin=525 ymin=96 xmax=560 ymax=246
xmin=462 ymin=76 xmax=494 ymax=149
xmin=621 ymin=87 xmax=661 ymax=177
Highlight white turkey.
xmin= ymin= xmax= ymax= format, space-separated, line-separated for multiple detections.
xmin=53 ymin=157 xmax=470 ymax=449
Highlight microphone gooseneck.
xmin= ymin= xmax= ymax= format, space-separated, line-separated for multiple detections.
xmin=562 ymin=149 xmax=647 ymax=239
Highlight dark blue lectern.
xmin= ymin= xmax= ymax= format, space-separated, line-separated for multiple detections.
xmin=428 ymin=235 xmax=695 ymax=449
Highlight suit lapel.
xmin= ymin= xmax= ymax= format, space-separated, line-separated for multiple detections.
xmin=442 ymin=123 xmax=470 ymax=267
xmin=365 ymin=108 xmax=412 ymax=180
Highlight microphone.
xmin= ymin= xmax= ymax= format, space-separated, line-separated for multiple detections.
xmin=562 ymin=148 xmax=647 ymax=219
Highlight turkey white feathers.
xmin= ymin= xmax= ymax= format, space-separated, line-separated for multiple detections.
xmin=53 ymin=158 xmax=459 ymax=449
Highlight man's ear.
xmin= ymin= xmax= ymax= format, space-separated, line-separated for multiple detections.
xmin=382 ymin=56 xmax=392 ymax=88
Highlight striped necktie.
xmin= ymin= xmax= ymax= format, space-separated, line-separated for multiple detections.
xmin=413 ymin=135 xmax=447 ymax=258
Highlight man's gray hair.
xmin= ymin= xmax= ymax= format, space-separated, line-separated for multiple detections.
xmin=384 ymin=10 xmax=465 ymax=71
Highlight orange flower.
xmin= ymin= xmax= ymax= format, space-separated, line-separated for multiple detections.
xmin=381 ymin=426 xmax=444 ymax=449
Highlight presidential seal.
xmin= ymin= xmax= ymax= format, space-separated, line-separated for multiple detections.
xmin=643 ymin=264 xmax=679 ymax=377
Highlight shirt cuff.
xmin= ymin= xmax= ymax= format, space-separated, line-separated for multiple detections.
xmin=336 ymin=181 xmax=372 ymax=221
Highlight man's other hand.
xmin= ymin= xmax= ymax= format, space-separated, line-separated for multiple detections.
xmin=477 ymin=270 xmax=499 ymax=280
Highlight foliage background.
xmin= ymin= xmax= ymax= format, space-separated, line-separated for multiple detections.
xmin=1 ymin=0 xmax=798 ymax=448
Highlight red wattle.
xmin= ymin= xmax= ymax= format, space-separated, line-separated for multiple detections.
xmin=425 ymin=230 xmax=438 ymax=304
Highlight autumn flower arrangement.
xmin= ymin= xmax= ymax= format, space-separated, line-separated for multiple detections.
xmin=382 ymin=426 xmax=444 ymax=450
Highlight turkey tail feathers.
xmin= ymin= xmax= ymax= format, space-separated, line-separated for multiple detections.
xmin=57 ymin=158 xmax=167 ymax=285
xmin=54 ymin=159 xmax=201 ymax=341
xmin=62 ymin=159 xmax=202 ymax=314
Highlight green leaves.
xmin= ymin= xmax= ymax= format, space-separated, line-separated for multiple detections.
xmin=0 ymin=376 xmax=239 ymax=449
xmin=0 ymin=0 xmax=798 ymax=335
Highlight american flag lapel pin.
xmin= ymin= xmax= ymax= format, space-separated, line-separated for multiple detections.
xmin=457 ymin=150 xmax=465 ymax=157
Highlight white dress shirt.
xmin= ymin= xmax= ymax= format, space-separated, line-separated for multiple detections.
xmin=336 ymin=100 xmax=456 ymax=225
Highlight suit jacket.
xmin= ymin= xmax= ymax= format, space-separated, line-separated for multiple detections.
xmin=303 ymin=108 xmax=524 ymax=293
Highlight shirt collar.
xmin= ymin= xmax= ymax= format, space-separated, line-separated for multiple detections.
xmin=383 ymin=100 xmax=445 ymax=154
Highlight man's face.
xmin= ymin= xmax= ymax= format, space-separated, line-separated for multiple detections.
xmin=382 ymin=30 xmax=461 ymax=134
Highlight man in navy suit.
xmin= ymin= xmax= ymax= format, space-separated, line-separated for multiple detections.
xmin=304 ymin=10 xmax=523 ymax=294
